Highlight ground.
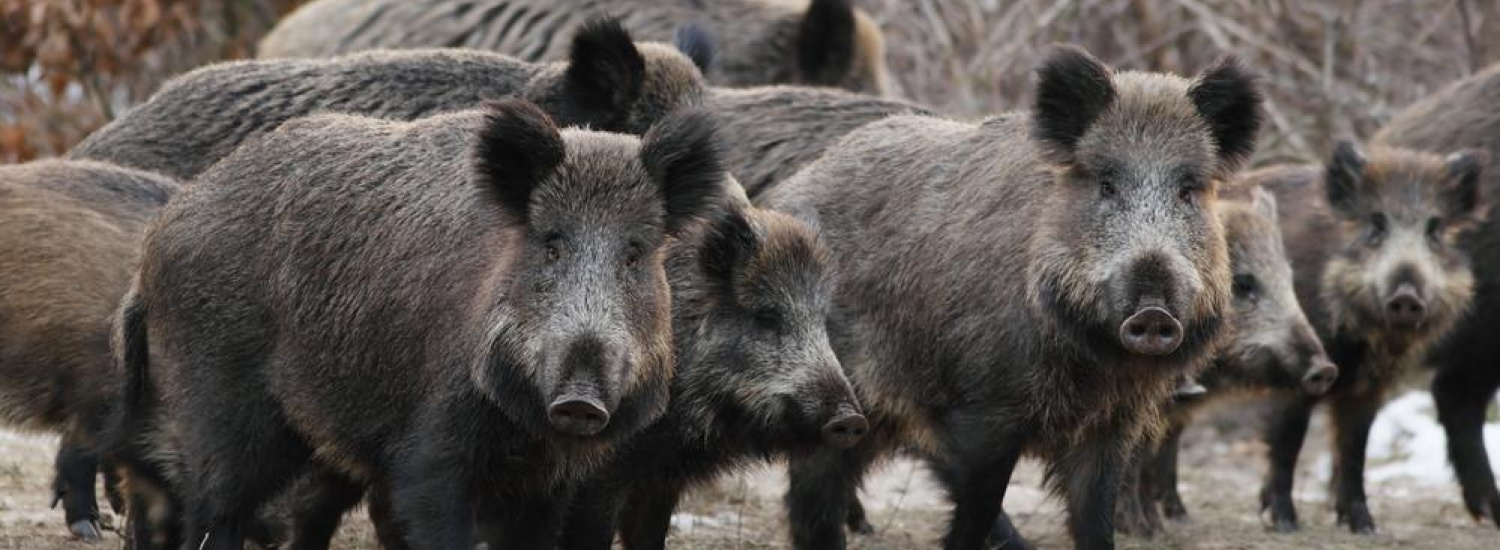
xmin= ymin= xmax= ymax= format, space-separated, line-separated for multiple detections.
xmin=3 ymin=391 xmax=1496 ymax=550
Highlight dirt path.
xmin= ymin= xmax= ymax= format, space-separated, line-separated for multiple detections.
xmin=3 ymin=392 xmax=1496 ymax=550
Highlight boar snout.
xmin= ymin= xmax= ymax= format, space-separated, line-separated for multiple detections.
xmin=1119 ymin=306 xmax=1183 ymax=356
xmin=545 ymin=337 xmax=626 ymax=437
xmin=1300 ymin=356 xmax=1339 ymax=396
xmin=821 ymin=408 xmax=869 ymax=449
xmin=1384 ymin=282 xmax=1426 ymax=328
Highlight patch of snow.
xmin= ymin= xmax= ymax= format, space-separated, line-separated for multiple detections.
xmin=1310 ymin=391 xmax=1500 ymax=490
xmin=668 ymin=511 xmax=739 ymax=530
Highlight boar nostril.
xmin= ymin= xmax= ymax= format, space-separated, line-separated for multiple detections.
xmin=1384 ymin=285 xmax=1426 ymax=328
xmin=547 ymin=396 xmax=610 ymax=437
xmin=1119 ymin=306 xmax=1183 ymax=356
xmin=821 ymin=414 xmax=869 ymax=449
xmin=1300 ymin=360 xmax=1339 ymax=396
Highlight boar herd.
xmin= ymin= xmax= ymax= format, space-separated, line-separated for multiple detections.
xmin=0 ymin=1 xmax=1497 ymax=550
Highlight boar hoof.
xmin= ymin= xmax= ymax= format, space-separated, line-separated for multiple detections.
xmin=68 ymin=519 xmax=103 ymax=541
xmin=1337 ymin=501 xmax=1377 ymax=534
xmin=1464 ymin=487 xmax=1500 ymax=527
xmin=1161 ymin=496 xmax=1190 ymax=522
xmin=1260 ymin=494 xmax=1299 ymax=533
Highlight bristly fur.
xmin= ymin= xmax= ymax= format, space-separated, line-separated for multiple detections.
xmin=1032 ymin=45 xmax=1117 ymax=163
xmin=1442 ymin=149 xmax=1488 ymax=216
xmin=640 ymin=109 xmax=727 ymax=233
xmin=1187 ymin=56 xmax=1264 ymax=174
xmin=564 ymin=18 xmax=648 ymax=127
xmin=474 ymin=99 xmax=567 ymax=222
xmin=797 ymin=0 xmax=856 ymax=84
xmin=673 ymin=23 xmax=717 ymax=74
xmin=697 ymin=206 xmax=759 ymax=288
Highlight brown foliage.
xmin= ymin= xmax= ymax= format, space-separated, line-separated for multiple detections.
xmin=0 ymin=0 xmax=304 ymax=163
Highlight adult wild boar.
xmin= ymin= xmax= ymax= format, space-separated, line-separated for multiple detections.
xmin=1249 ymin=142 xmax=1487 ymax=533
xmin=0 ymin=160 xmax=177 ymax=540
xmin=71 ymin=19 xmax=705 ymax=181
xmin=758 ymin=46 xmax=1263 ymax=550
xmin=258 ymin=0 xmax=891 ymax=95
xmin=1373 ymin=63 xmax=1500 ymax=527
xmin=110 ymin=99 xmax=726 ymax=550
xmin=557 ymin=205 xmax=865 ymax=550
xmin=1116 ymin=187 xmax=1339 ymax=537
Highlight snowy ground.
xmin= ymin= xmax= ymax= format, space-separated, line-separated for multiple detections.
xmin=2 ymin=391 xmax=1497 ymax=549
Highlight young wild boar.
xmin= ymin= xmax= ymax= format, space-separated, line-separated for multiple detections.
xmin=1373 ymin=64 xmax=1500 ymax=527
xmin=69 ymin=19 xmax=705 ymax=181
xmin=109 ymin=99 xmax=726 ymax=550
xmin=757 ymin=46 xmax=1262 ymax=550
xmin=0 ymin=160 xmax=177 ymax=541
xmin=557 ymin=205 xmax=864 ymax=550
xmin=707 ymin=85 xmax=932 ymax=197
xmin=1115 ymin=187 xmax=1339 ymax=537
xmin=1248 ymin=142 xmax=1487 ymax=534
xmin=257 ymin=0 xmax=892 ymax=95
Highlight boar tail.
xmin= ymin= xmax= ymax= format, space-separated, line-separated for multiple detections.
xmin=103 ymin=290 xmax=153 ymax=456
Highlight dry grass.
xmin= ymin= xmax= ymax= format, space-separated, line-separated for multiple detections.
xmin=864 ymin=0 xmax=1500 ymax=165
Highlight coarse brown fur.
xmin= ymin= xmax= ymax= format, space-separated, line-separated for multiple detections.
xmin=1247 ymin=141 xmax=1487 ymax=534
xmin=759 ymin=46 xmax=1261 ymax=550
xmin=70 ymin=19 xmax=706 ymax=181
xmin=0 ymin=160 xmax=177 ymax=540
xmin=257 ymin=0 xmax=891 ymax=95
xmin=109 ymin=100 xmax=727 ymax=550
xmin=1374 ymin=61 xmax=1500 ymax=528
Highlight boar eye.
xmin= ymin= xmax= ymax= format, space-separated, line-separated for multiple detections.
xmin=1232 ymin=274 xmax=1259 ymax=301
xmin=624 ymin=242 xmax=645 ymax=268
xmin=544 ymin=238 xmax=564 ymax=262
xmin=1426 ymin=216 xmax=1443 ymax=241
xmin=1178 ymin=176 xmax=1202 ymax=205
xmin=1369 ymin=212 xmax=1388 ymax=241
xmin=1099 ymin=179 xmax=1117 ymax=198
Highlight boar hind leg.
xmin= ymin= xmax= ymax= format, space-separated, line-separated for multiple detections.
xmin=617 ymin=479 xmax=682 ymax=550
xmin=1433 ymin=365 xmax=1500 ymax=527
xmin=365 ymin=479 xmax=412 ymax=550
xmin=283 ymin=469 xmax=367 ymax=550
xmin=1330 ymin=391 xmax=1382 ymax=534
xmin=53 ymin=424 xmax=103 ymax=540
xmin=176 ymin=400 xmax=310 ymax=550
xmin=1147 ymin=423 xmax=1188 ymax=521
xmin=1260 ymin=395 xmax=1315 ymax=533
xmin=1057 ymin=437 xmax=1124 ymax=550
xmin=786 ymin=446 xmax=878 ymax=550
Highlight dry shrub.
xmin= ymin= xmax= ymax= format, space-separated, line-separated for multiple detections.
xmin=864 ymin=0 xmax=1500 ymax=164
xmin=0 ymin=0 xmax=303 ymax=163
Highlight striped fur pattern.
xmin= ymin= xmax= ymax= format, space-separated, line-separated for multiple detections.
xmin=259 ymin=0 xmax=891 ymax=95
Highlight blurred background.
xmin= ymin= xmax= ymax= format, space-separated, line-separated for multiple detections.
xmin=4 ymin=0 xmax=1498 ymax=164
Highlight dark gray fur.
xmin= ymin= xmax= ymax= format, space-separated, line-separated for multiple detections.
xmin=71 ymin=22 xmax=706 ymax=181
xmin=258 ymin=0 xmax=892 ymax=95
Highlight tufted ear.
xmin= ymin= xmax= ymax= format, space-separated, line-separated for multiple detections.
xmin=1249 ymin=185 xmax=1279 ymax=223
xmin=640 ymin=109 xmax=727 ymax=233
xmin=673 ymin=23 xmax=717 ymax=74
xmin=562 ymin=18 xmax=647 ymax=131
xmin=796 ymin=0 xmax=856 ymax=85
xmin=1442 ymin=149 xmax=1489 ymax=219
xmin=1323 ymin=140 xmax=1366 ymax=216
xmin=1188 ymin=56 xmax=1264 ymax=173
xmin=697 ymin=206 xmax=760 ymax=290
xmin=473 ymin=98 xmax=566 ymax=223
xmin=1031 ymin=45 xmax=1116 ymax=164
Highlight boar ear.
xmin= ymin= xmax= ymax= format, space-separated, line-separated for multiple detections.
xmin=474 ymin=99 xmax=566 ymax=222
xmin=641 ymin=108 xmax=727 ymax=233
xmin=1032 ymin=45 xmax=1116 ymax=163
xmin=563 ymin=18 xmax=647 ymax=131
xmin=673 ymin=23 xmax=717 ymax=74
xmin=1324 ymin=140 xmax=1366 ymax=216
xmin=1188 ymin=56 xmax=1263 ymax=173
xmin=1249 ymin=186 xmax=1280 ymax=223
xmin=1442 ymin=149 xmax=1488 ymax=218
xmin=797 ymin=0 xmax=856 ymax=85
xmin=698 ymin=206 xmax=760 ymax=287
